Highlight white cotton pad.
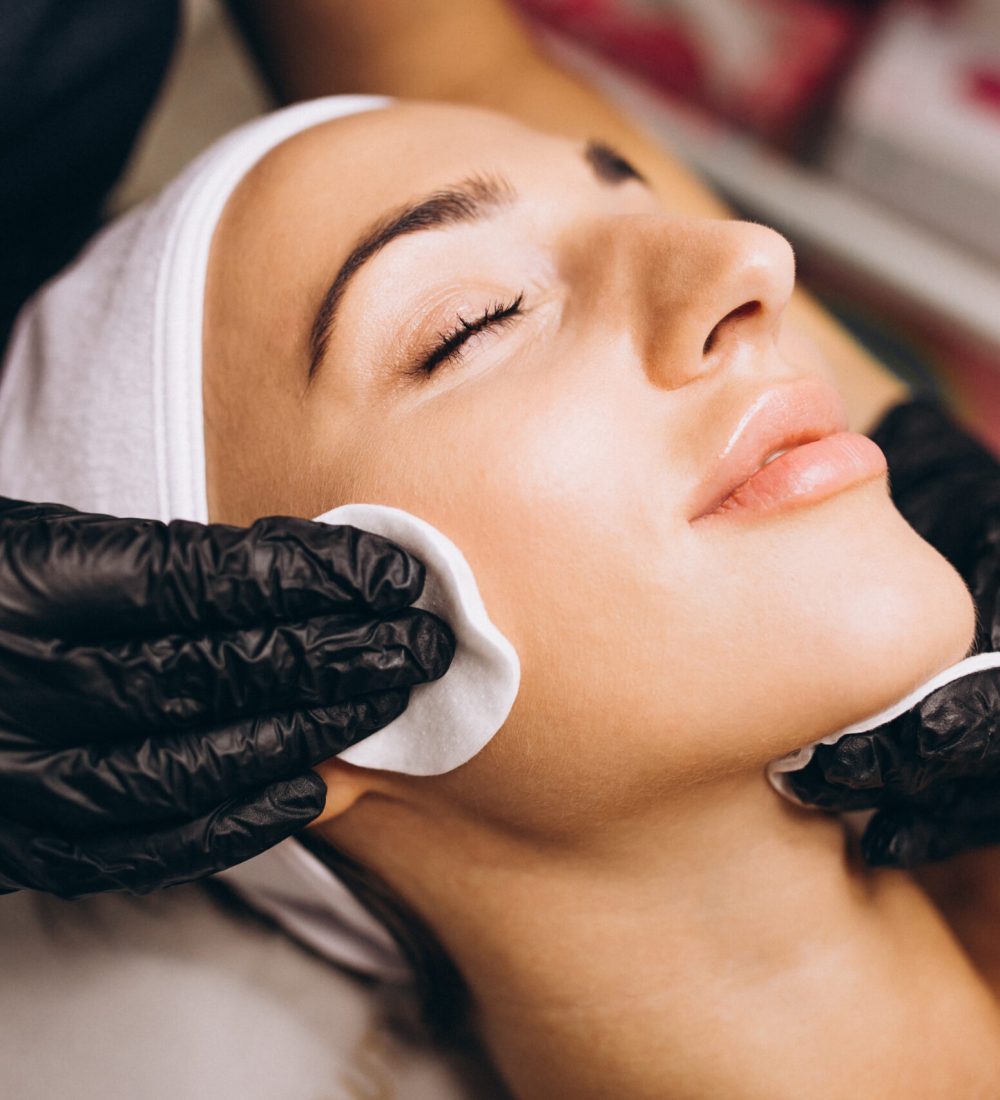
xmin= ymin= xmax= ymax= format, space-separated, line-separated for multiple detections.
xmin=313 ymin=503 xmax=521 ymax=776
xmin=767 ymin=651 xmax=1000 ymax=806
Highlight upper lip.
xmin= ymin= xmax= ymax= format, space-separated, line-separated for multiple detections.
xmin=690 ymin=377 xmax=850 ymax=520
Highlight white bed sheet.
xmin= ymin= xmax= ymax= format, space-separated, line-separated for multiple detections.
xmin=0 ymin=884 xmax=509 ymax=1100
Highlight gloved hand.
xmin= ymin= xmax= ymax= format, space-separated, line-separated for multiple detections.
xmin=0 ymin=498 xmax=454 ymax=898
xmin=788 ymin=399 xmax=999 ymax=868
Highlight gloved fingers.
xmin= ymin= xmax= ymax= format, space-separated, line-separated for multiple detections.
xmin=785 ymin=676 xmax=1000 ymax=811
xmin=860 ymin=776 xmax=1000 ymax=868
xmin=0 ymin=511 xmax=427 ymax=640
xmin=0 ymin=689 xmax=409 ymax=833
xmin=3 ymin=771 xmax=328 ymax=898
xmin=0 ymin=498 xmax=82 ymax=524
xmin=4 ymin=607 xmax=453 ymax=738
xmin=139 ymin=516 xmax=432 ymax=628
xmin=971 ymin=547 xmax=999 ymax=649
xmin=910 ymin=671 xmax=1000 ymax=777
xmin=859 ymin=807 xmax=942 ymax=869
xmin=786 ymin=758 xmax=886 ymax=812
xmin=870 ymin=399 xmax=1000 ymax=573
xmin=785 ymin=729 xmax=911 ymax=811
xmin=860 ymin=797 xmax=1000 ymax=869
xmin=0 ymin=814 xmax=41 ymax=892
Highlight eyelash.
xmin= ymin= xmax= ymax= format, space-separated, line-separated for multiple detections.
xmin=409 ymin=292 xmax=525 ymax=377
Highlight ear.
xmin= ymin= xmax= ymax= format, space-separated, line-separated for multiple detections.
xmin=305 ymin=757 xmax=382 ymax=828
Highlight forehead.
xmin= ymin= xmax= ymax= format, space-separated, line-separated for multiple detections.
xmin=235 ymin=102 xmax=574 ymax=228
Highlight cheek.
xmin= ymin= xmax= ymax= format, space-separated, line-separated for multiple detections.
xmin=318 ymin=373 xmax=706 ymax=805
xmin=477 ymin=483 xmax=974 ymax=821
xmin=337 ymin=362 xmax=679 ymax=655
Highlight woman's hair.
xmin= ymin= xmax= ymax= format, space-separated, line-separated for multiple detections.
xmin=296 ymin=830 xmax=470 ymax=1041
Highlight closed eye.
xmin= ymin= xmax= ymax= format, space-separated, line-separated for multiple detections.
xmin=407 ymin=293 xmax=526 ymax=378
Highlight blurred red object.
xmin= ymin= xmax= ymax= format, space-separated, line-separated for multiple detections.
xmin=515 ymin=0 xmax=867 ymax=144
xmin=967 ymin=64 xmax=1000 ymax=114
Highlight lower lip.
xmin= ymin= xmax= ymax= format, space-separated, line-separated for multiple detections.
xmin=702 ymin=432 xmax=887 ymax=520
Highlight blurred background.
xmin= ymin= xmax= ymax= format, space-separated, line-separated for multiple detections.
xmin=117 ymin=0 xmax=1000 ymax=449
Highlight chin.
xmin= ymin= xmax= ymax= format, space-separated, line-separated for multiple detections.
xmin=803 ymin=485 xmax=976 ymax=734
xmin=721 ymin=479 xmax=978 ymax=761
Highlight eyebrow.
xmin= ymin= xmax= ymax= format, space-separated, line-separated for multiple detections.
xmin=307 ymin=140 xmax=647 ymax=381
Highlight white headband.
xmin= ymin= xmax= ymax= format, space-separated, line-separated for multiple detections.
xmin=0 ymin=96 xmax=420 ymax=983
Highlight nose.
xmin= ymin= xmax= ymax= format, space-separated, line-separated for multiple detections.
xmin=619 ymin=217 xmax=796 ymax=390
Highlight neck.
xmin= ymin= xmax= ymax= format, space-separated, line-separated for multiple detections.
xmin=336 ymin=771 xmax=1000 ymax=1099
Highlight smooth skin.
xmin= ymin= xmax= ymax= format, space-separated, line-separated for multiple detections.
xmin=203 ymin=102 xmax=1000 ymax=1099
xmin=227 ymin=0 xmax=909 ymax=434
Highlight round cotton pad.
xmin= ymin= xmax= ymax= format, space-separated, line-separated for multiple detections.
xmin=767 ymin=651 xmax=1000 ymax=806
xmin=314 ymin=503 xmax=521 ymax=776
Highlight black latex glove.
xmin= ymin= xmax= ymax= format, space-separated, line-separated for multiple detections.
xmin=788 ymin=399 xmax=1000 ymax=868
xmin=0 ymin=498 xmax=455 ymax=897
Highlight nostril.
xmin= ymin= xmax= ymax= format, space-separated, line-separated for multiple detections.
xmin=702 ymin=300 xmax=761 ymax=355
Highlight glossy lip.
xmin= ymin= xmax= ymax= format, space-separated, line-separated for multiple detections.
xmin=690 ymin=378 xmax=884 ymax=522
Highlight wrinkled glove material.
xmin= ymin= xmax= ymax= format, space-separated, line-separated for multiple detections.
xmin=0 ymin=498 xmax=454 ymax=897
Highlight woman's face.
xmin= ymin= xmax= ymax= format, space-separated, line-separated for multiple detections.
xmin=204 ymin=102 xmax=973 ymax=834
